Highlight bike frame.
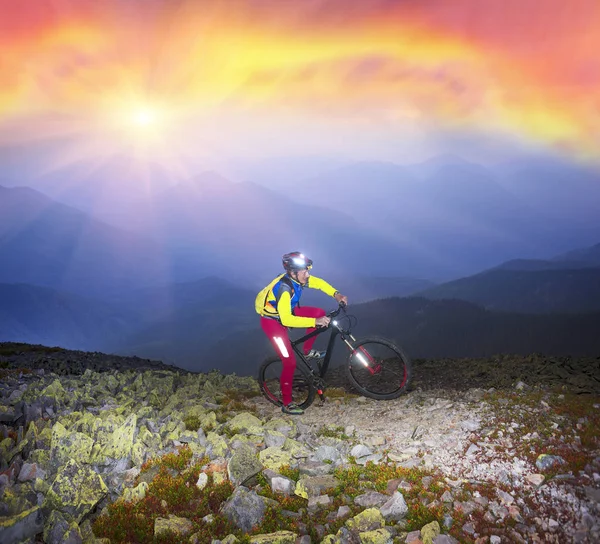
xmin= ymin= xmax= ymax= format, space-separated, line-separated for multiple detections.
xmin=287 ymin=304 xmax=360 ymax=400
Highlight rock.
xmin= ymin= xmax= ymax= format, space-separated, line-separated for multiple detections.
xmin=357 ymin=527 xmax=394 ymax=544
xmin=42 ymin=459 xmax=108 ymax=523
xmin=50 ymin=422 xmax=94 ymax=468
xmin=432 ymin=536 xmax=459 ymax=544
xmin=525 ymin=473 xmax=545 ymax=486
xmin=248 ymin=531 xmax=298 ymax=544
xmin=154 ymin=514 xmax=194 ymax=537
xmin=535 ymin=454 xmax=566 ymax=471
xmin=0 ymin=506 xmax=44 ymax=544
xmin=227 ymin=412 xmax=264 ymax=434
xmin=259 ymin=447 xmax=294 ymax=471
xmin=345 ymin=508 xmax=385 ymax=532
xmin=294 ymin=475 xmax=339 ymax=499
xmin=354 ymin=491 xmax=389 ymax=508
xmin=227 ymin=444 xmax=262 ymax=486
xmin=421 ymin=521 xmax=440 ymax=544
xmin=221 ymin=486 xmax=266 ymax=532
xmin=121 ymin=481 xmax=148 ymax=503
xmin=380 ymin=491 xmax=408 ymax=521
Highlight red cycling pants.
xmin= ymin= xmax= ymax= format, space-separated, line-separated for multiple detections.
xmin=260 ymin=306 xmax=326 ymax=405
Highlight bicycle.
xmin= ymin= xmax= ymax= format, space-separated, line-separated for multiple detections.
xmin=258 ymin=303 xmax=412 ymax=410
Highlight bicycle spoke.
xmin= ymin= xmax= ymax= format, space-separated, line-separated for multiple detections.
xmin=347 ymin=339 xmax=411 ymax=399
xmin=258 ymin=356 xmax=316 ymax=409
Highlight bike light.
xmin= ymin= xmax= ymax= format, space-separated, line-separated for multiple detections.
xmin=354 ymin=352 xmax=369 ymax=367
xmin=332 ymin=320 xmax=338 ymax=326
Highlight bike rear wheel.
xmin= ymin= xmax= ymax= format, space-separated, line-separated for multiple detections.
xmin=258 ymin=356 xmax=317 ymax=410
xmin=346 ymin=337 xmax=411 ymax=400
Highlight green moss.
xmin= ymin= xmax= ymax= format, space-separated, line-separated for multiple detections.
xmin=183 ymin=416 xmax=202 ymax=432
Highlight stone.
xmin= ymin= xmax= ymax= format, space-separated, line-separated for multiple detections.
xmin=0 ymin=506 xmax=44 ymax=544
xmin=221 ymin=486 xmax=267 ymax=532
xmin=259 ymin=447 xmax=294 ymax=472
xmin=535 ymin=454 xmax=566 ymax=471
xmin=294 ymin=475 xmax=339 ymax=499
xmin=345 ymin=508 xmax=385 ymax=532
xmin=227 ymin=443 xmax=263 ymax=486
xmin=43 ymin=459 xmax=108 ymax=523
xmin=380 ymin=491 xmax=409 ymax=521
xmin=358 ymin=527 xmax=394 ymax=544
xmin=421 ymin=521 xmax=441 ymax=544
xmin=249 ymin=531 xmax=298 ymax=544
xmin=154 ymin=515 xmax=194 ymax=537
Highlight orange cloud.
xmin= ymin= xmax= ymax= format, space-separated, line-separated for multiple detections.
xmin=0 ymin=0 xmax=598 ymax=161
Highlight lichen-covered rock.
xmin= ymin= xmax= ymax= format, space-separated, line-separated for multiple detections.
xmin=227 ymin=412 xmax=264 ymax=434
xmin=50 ymin=422 xmax=94 ymax=467
xmin=138 ymin=426 xmax=162 ymax=450
xmin=44 ymin=510 xmax=81 ymax=544
xmin=249 ymin=530 xmax=298 ymax=543
xmin=130 ymin=440 xmax=147 ymax=466
xmin=43 ymin=459 xmax=108 ymax=523
xmin=283 ymin=438 xmax=311 ymax=459
xmin=40 ymin=379 xmax=68 ymax=405
xmin=227 ymin=443 xmax=263 ymax=486
xmin=345 ymin=508 xmax=385 ymax=532
xmin=105 ymin=414 xmax=137 ymax=459
xmin=121 ymin=481 xmax=148 ymax=503
xmin=294 ymin=475 xmax=339 ymax=499
xmin=358 ymin=528 xmax=394 ymax=544
xmin=263 ymin=418 xmax=297 ymax=436
xmin=535 ymin=454 xmax=566 ymax=472
xmin=154 ymin=514 xmax=194 ymax=537
xmin=259 ymin=447 xmax=294 ymax=472
xmin=421 ymin=520 xmax=441 ymax=544
xmin=264 ymin=430 xmax=287 ymax=448
xmin=206 ymin=431 xmax=229 ymax=458
xmin=0 ymin=506 xmax=44 ymax=544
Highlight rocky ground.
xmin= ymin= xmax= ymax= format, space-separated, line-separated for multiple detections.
xmin=0 ymin=343 xmax=599 ymax=543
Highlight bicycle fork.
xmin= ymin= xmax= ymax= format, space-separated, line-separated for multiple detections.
xmin=335 ymin=325 xmax=380 ymax=375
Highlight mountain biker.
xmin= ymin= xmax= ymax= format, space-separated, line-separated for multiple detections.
xmin=258 ymin=252 xmax=348 ymax=415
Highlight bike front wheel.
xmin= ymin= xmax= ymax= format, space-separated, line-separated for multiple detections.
xmin=258 ymin=356 xmax=317 ymax=410
xmin=346 ymin=337 xmax=411 ymax=400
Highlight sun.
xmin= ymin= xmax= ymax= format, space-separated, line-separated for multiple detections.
xmin=131 ymin=107 xmax=158 ymax=128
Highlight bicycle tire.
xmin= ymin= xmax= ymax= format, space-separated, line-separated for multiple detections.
xmin=258 ymin=356 xmax=317 ymax=410
xmin=345 ymin=337 xmax=411 ymax=400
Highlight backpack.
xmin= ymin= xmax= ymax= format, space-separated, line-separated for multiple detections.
xmin=255 ymin=274 xmax=295 ymax=316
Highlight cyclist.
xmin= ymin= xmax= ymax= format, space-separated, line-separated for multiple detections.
xmin=258 ymin=252 xmax=348 ymax=415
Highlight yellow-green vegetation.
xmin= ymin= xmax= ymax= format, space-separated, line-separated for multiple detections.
xmin=92 ymin=444 xmax=454 ymax=543
xmin=213 ymin=389 xmax=261 ymax=423
xmin=317 ymin=425 xmax=353 ymax=440
xmin=183 ymin=416 xmax=202 ymax=432
xmin=332 ymin=462 xmax=445 ymax=532
xmin=483 ymin=387 xmax=600 ymax=475
xmin=325 ymin=387 xmax=357 ymax=400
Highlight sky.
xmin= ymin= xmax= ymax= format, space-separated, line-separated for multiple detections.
xmin=0 ymin=0 xmax=599 ymax=170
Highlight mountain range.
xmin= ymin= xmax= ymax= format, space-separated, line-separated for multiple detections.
xmin=1 ymin=240 xmax=599 ymax=373
xmin=1 ymin=151 xmax=599 ymax=372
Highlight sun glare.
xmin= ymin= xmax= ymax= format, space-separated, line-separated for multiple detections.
xmin=132 ymin=108 xmax=157 ymax=127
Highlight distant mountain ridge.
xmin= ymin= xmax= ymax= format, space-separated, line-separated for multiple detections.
xmin=0 ymin=185 xmax=185 ymax=295
xmin=0 ymin=283 xmax=137 ymax=350
xmin=415 ymin=268 xmax=600 ymax=314
xmin=415 ymin=241 xmax=600 ymax=313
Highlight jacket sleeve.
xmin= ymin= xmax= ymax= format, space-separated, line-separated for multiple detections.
xmin=277 ymin=291 xmax=317 ymax=328
xmin=307 ymin=275 xmax=338 ymax=297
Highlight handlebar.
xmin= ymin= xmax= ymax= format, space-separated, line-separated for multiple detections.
xmin=326 ymin=302 xmax=347 ymax=319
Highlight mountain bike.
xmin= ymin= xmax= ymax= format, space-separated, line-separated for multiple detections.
xmin=258 ymin=303 xmax=411 ymax=410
